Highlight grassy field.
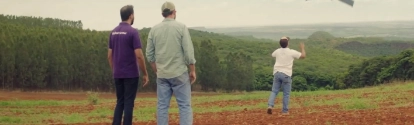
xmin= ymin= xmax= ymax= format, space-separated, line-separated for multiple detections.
xmin=1 ymin=82 xmax=414 ymax=125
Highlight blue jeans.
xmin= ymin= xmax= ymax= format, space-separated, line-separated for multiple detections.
xmin=157 ymin=72 xmax=193 ymax=125
xmin=112 ymin=77 xmax=139 ymax=125
xmin=267 ymin=72 xmax=292 ymax=113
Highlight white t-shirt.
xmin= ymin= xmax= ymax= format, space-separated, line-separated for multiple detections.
xmin=272 ymin=48 xmax=302 ymax=77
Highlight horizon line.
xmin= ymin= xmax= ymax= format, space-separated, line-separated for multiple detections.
xmin=191 ymin=20 xmax=414 ymax=29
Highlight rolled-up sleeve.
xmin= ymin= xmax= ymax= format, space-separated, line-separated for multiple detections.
xmin=146 ymin=29 xmax=156 ymax=63
xmin=181 ymin=25 xmax=196 ymax=65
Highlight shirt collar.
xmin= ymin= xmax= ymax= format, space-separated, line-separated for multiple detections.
xmin=162 ymin=18 xmax=175 ymax=22
xmin=119 ymin=22 xmax=130 ymax=25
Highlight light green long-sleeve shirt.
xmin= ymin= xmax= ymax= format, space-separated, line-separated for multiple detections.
xmin=146 ymin=18 xmax=196 ymax=78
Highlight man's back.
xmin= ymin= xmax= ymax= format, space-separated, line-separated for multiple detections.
xmin=146 ymin=18 xmax=195 ymax=78
xmin=272 ymin=48 xmax=301 ymax=77
xmin=109 ymin=22 xmax=141 ymax=78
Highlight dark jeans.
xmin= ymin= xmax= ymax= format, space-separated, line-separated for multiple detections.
xmin=112 ymin=77 xmax=139 ymax=125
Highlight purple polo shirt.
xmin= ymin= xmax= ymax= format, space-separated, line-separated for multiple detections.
xmin=108 ymin=22 xmax=142 ymax=78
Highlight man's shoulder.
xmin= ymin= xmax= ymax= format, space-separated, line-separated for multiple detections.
xmin=110 ymin=26 xmax=138 ymax=40
xmin=111 ymin=25 xmax=137 ymax=33
xmin=155 ymin=20 xmax=186 ymax=28
xmin=173 ymin=20 xmax=186 ymax=27
xmin=278 ymin=48 xmax=298 ymax=52
xmin=151 ymin=22 xmax=163 ymax=30
xmin=274 ymin=48 xmax=298 ymax=54
xmin=288 ymin=48 xmax=300 ymax=53
xmin=110 ymin=25 xmax=120 ymax=32
xmin=274 ymin=48 xmax=283 ymax=52
xmin=126 ymin=26 xmax=138 ymax=33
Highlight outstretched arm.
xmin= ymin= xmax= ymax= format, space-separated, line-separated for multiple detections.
xmin=299 ymin=43 xmax=306 ymax=59
xmin=292 ymin=43 xmax=306 ymax=59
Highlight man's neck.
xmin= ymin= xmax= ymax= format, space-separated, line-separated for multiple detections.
xmin=122 ymin=21 xmax=131 ymax=25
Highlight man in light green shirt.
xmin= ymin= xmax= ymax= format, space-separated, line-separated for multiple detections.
xmin=145 ymin=1 xmax=196 ymax=125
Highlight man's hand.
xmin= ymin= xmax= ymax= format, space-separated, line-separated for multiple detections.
xmin=189 ymin=71 xmax=196 ymax=84
xmin=142 ymin=74 xmax=149 ymax=87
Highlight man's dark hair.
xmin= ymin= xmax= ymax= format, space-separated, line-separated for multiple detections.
xmin=280 ymin=39 xmax=288 ymax=48
xmin=120 ymin=5 xmax=134 ymax=21
xmin=162 ymin=9 xmax=174 ymax=18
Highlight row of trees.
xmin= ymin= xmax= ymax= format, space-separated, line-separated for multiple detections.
xmin=341 ymin=49 xmax=414 ymax=88
xmin=0 ymin=14 xmax=255 ymax=92
xmin=251 ymin=49 xmax=414 ymax=92
xmin=0 ymin=14 xmax=413 ymax=92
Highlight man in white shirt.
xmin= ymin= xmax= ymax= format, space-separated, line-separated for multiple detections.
xmin=267 ymin=36 xmax=306 ymax=115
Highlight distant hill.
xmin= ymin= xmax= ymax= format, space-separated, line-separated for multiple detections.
xmin=299 ymin=30 xmax=414 ymax=57
xmin=308 ymin=31 xmax=336 ymax=40
xmin=189 ymin=26 xmax=208 ymax=32
xmin=201 ymin=21 xmax=414 ymax=40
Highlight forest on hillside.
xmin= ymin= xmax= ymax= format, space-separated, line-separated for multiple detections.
xmin=335 ymin=41 xmax=414 ymax=57
xmin=204 ymin=21 xmax=414 ymax=40
xmin=1 ymin=14 xmax=414 ymax=92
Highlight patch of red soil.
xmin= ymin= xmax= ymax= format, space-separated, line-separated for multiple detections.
xmin=195 ymin=99 xmax=261 ymax=107
xmin=133 ymin=106 xmax=414 ymax=125
xmin=45 ymin=101 xmax=414 ymax=125
xmin=194 ymin=94 xmax=352 ymax=108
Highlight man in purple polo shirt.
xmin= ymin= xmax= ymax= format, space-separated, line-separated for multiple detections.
xmin=107 ymin=5 xmax=149 ymax=125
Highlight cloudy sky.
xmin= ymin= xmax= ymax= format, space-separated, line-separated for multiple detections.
xmin=0 ymin=0 xmax=413 ymax=30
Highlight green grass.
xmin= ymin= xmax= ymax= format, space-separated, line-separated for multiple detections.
xmin=0 ymin=117 xmax=22 ymax=124
xmin=0 ymin=100 xmax=82 ymax=107
xmin=0 ymin=82 xmax=413 ymax=124
xmin=64 ymin=113 xmax=86 ymax=123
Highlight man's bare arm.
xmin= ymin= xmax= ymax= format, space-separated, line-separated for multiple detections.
xmin=108 ymin=33 xmax=114 ymax=71
xmin=299 ymin=43 xmax=306 ymax=59
xmin=188 ymin=64 xmax=195 ymax=73
xmin=134 ymin=49 xmax=148 ymax=76
xmin=108 ymin=49 xmax=113 ymax=71
xmin=150 ymin=62 xmax=157 ymax=73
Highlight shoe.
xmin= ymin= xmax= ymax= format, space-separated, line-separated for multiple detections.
xmin=281 ymin=112 xmax=289 ymax=115
xmin=267 ymin=108 xmax=272 ymax=114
